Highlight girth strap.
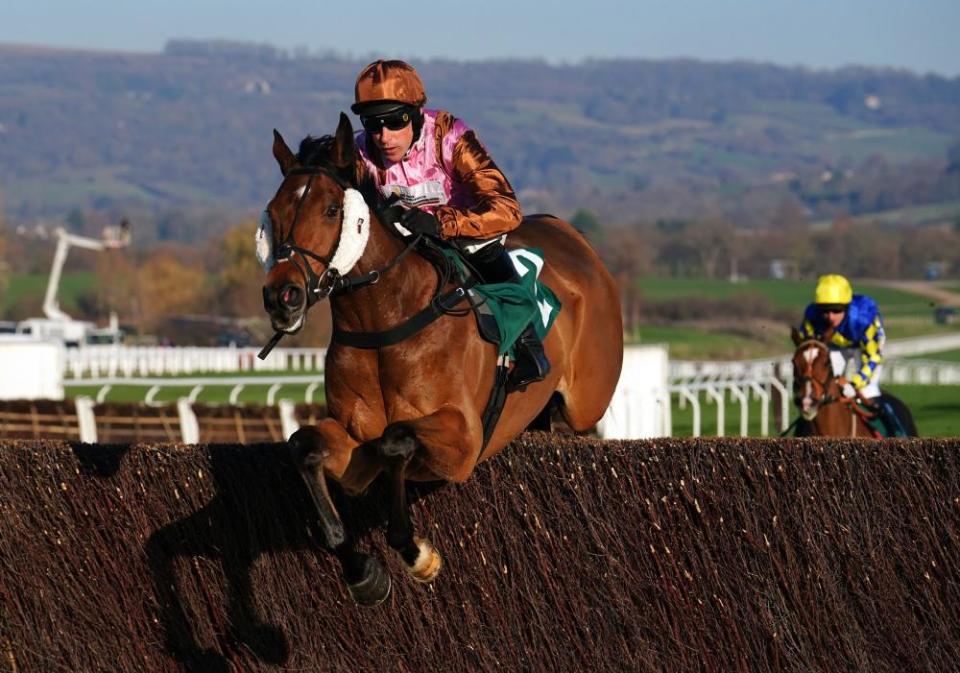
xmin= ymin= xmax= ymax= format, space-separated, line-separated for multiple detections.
xmin=332 ymin=285 xmax=471 ymax=349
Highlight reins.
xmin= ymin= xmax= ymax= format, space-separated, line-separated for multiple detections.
xmin=259 ymin=166 xmax=422 ymax=359
xmin=329 ymin=235 xmax=476 ymax=349
xmin=786 ymin=338 xmax=878 ymax=436
xmin=258 ymin=167 xmax=471 ymax=359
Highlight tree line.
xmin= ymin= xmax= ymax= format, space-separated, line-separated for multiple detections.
xmin=2 ymin=205 xmax=957 ymax=345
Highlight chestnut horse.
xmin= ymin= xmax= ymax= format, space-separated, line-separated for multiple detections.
xmin=261 ymin=114 xmax=623 ymax=605
xmin=789 ymin=329 xmax=915 ymax=437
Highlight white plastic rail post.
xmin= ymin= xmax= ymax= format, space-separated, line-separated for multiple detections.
xmin=768 ymin=376 xmax=791 ymax=432
xmin=74 ymin=396 xmax=98 ymax=443
xmin=144 ymin=385 xmax=162 ymax=406
xmin=95 ymin=384 xmax=112 ymax=404
xmin=749 ymin=381 xmax=770 ymax=437
xmin=678 ymin=387 xmax=701 ymax=437
xmin=705 ymin=385 xmax=725 ymax=438
xmin=729 ymin=384 xmax=748 ymax=437
xmin=278 ymin=398 xmax=300 ymax=440
xmin=176 ymin=398 xmax=200 ymax=444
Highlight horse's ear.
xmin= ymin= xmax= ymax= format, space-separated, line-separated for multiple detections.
xmin=272 ymin=129 xmax=297 ymax=176
xmin=790 ymin=326 xmax=804 ymax=346
xmin=331 ymin=112 xmax=356 ymax=172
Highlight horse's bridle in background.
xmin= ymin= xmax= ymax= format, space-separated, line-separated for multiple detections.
xmin=794 ymin=339 xmax=879 ymax=430
xmin=794 ymin=340 xmax=836 ymax=414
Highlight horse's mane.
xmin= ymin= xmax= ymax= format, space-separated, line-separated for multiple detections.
xmin=296 ymin=135 xmax=337 ymax=168
xmin=296 ymin=135 xmax=378 ymax=203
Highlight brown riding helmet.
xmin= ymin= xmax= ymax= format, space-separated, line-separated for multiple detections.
xmin=351 ymin=60 xmax=427 ymax=116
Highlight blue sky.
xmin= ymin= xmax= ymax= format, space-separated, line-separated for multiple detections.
xmin=2 ymin=0 xmax=958 ymax=76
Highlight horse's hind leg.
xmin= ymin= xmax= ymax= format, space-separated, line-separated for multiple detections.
xmin=380 ymin=422 xmax=442 ymax=583
xmin=288 ymin=423 xmax=391 ymax=606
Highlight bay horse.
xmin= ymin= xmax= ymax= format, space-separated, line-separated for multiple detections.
xmin=260 ymin=113 xmax=623 ymax=605
xmin=789 ymin=328 xmax=916 ymax=437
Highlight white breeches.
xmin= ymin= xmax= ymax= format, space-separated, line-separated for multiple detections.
xmin=829 ymin=349 xmax=882 ymax=399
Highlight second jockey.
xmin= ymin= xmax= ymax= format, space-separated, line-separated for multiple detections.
xmin=350 ymin=59 xmax=550 ymax=392
xmin=798 ymin=274 xmax=906 ymax=434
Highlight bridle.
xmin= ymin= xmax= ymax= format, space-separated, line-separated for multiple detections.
xmin=793 ymin=338 xmax=877 ymax=429
xmin=259 ymin=164 xmax=421 ymax=358
xmin=271 ymin=167 xmax=347 ymax=309
xmin=793 ymin=339 xmax=836 ymax=415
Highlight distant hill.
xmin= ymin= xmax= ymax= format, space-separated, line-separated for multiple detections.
xmin=2 ymin=40 xmax=959 ymax=242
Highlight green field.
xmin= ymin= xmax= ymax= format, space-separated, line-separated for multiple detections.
xmin=67 ymin=381 xmax=324 ymax=406
xmin=906 ymin=349 xmax=960 ymax=362
xmin=65 ymin=368 xmax=325 ymax=405
xmin=884 ymin=384 xmax=960 ymax=436
xmin=634 ymin=277 xmax=960 ymax=359
xmin=2 ymin=272 xmax=97 ymax=316
xmin=634 ymin=324 xmax=786 ymax=360
xmin=636 ymin=277 xmax=938 ymax=314
xmin=669 ymin=383 xmax=959 ymax=438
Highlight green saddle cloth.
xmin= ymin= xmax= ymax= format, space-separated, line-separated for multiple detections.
xmin=443 ymin=247 xmax=562 ymax=356
xmin=862 ymin=401 xmax=909 ymax=438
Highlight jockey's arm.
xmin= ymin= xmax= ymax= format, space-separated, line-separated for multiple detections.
xmin=851 ymin=316 xmax=885 ymax=389
xmin=800 ymin=304 xmax=818 ymax=338
xmin=435 ymin=129 xmax=522 ymax=240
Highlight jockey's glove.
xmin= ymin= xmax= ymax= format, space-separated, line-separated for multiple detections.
xmin=400 ymin=208 xmax=441 ymax=237
xmin=841 ymin=382 xmax=857 ymax=399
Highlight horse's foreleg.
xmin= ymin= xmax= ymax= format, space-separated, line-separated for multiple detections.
xmin=288 ymin=421 xmax=391 ymax=606
xmin=379 ymin=406 xmax=480 ymax=583
xmin=288 ymin=423 xmax=350 ymax=548
xmin=379 ymin=423 xmax=442 ymax=583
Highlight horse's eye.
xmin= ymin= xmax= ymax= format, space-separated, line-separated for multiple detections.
xmin=325 ymin=204 xmax=340 ymax=218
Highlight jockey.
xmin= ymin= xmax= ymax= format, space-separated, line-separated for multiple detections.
xmin=350 ymin=59 xmax=550 ymax=391
xmin=799 ymin=274 xmax=904 ymax=434
xmin=800 ymin=274 xmax=885 ymax=398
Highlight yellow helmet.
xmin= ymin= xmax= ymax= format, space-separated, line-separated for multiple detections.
xmin=814 ymin=274 xmax=853 ymax=307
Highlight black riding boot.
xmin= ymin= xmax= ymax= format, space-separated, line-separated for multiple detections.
xmin=872 ymin=395 xmax=906 ymax=437
xmin=467 ymin=242 xmax=551 ymax=391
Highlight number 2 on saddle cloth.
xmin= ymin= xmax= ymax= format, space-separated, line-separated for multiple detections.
xmin=456 ymin=245 xmax=561 ymax=446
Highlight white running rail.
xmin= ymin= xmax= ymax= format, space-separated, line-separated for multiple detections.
xmin=64 ymin=345 xmax=326 ymax=379
xmin=64 ymin=374 xmax=325 ymax=405
xmin=55 ymin=335 xmax=959 ymax=441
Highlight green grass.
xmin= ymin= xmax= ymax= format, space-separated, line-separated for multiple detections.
xmin=882 ymin=318 xmax=960 ymax=338
xmin=884 ymin=384 xmax=960 ymax=437
xmin=632 ymin=324 xmax=785 ymax=360
xmin=819 ymin=127 xmax=953 ymax=163
xmin=905 ymin=349 xmax=960 ymax=362
xmin=3 ymin=272 xmax=97 ymax=315
xmin=810 ymin=201 xmax=960 ymax=230
xmin=636 ymin=277 xmax=929 ymax=313
xmin=669 ymin=388 xmax=776 ymax=438
xmin=67 ymin=382 xmax=325 ymax=405
xmin=669 ymin=383 xmax=959 ymax=438
xmin=633 ymin=277 xmax=957 ymax=359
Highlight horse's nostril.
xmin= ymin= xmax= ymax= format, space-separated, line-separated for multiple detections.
xmin=280 ymin=285 xmax=303 ymax=309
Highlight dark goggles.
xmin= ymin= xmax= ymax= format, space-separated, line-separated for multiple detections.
xmin=360 ymin=108 xmax=413 ymax=134
xmin=818 ymin=304 xmax=847 ymax=315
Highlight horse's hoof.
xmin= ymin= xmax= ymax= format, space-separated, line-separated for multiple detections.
xmin=346 ymin=558 xmax=392 ymax=607
xmin=405 ymin=537 xmax=442 ymax=583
